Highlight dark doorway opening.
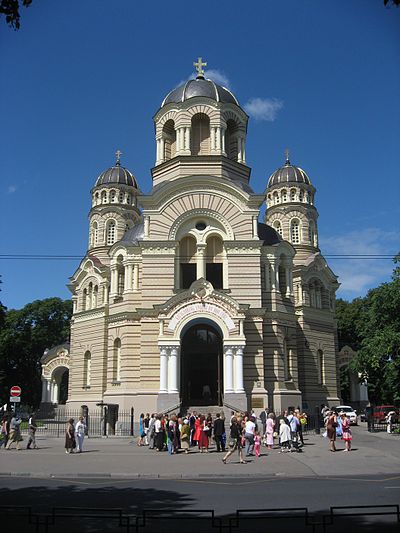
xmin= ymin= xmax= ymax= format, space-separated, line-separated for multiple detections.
xmin=59 ymin=369 xmax=69 ymax=405
xmin=206 ymin=263 xmax=223 ymax=289
xmin=181 ymin=324 xmax=223 ymax=406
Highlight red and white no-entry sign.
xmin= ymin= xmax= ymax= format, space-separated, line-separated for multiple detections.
xmin=10 ymin=386 xmax=21 ymax=397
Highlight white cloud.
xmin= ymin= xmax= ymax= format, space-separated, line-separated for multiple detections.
xmin=7 ymin=185 xmax=17 ymax=194
xmin=203 ymin=69 xmax=230 ymax=88
xmin=244 ymin=97 xmax=284 ymax=121
xmin=320 ymin=228 xmax=398 ymax=299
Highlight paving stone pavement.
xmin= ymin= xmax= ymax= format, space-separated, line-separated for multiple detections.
xmin=1 ymin=426 xmax=399 ymax=479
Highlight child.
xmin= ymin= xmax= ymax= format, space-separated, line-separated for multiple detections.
xmin=254 ymin=431 xmax=261 ymax=457
xmin=279 ymin=418 xmax=291 ymax=453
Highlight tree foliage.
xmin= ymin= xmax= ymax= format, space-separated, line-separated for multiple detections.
xmin=0 ymin=0 xmax=32 ymax=30
xmin=336 ymin=255 xmax=400 ymax=404
xmin=0 ymin=298 xmax=72 ymax=408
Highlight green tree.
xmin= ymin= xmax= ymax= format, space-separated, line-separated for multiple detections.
xmin=0 ymin=0 xmax=32 ymax=30
xmin=0 ymin=297 xmax=72 ymax=408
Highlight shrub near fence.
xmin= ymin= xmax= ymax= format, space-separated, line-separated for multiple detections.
xmin=22 ymin=408 xmax=134 ymax=438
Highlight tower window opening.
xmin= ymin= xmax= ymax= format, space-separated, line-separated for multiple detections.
xmin=84 ymin=351 xmax=91 ymax=387
xmin=225 ymin=119 xmax=238 ymax=161
xmin=273 ymin=220 xmax=283 ymax=237
xmin=290 ymin=189 xmax=296 ymax=202
xmin=110 ymin=190 xmax=116 ymax=203
xmin=106 ymin=220 xmax=116 ymax=245
xmin=318 ymin=349 xmax=325 ymax=384
xmin=119 ymin=191 xmax=124 ymax=203
xmin=179 ymin=235 xmax=197 ymax=289
xmin=299 ymin=190 xmax=304 ymax=202
xmin=290 ymin=219 xmax=300 ymax=244
xmin=205 ymin=235 xmax=224 ymax=289
xmin=191 ymin=113 xmax=210 ymax=156
xmin=163 ymin=119 xmax=176 ymax=160
xmin=101 ymin=190 xmax=107 ymax=204
xmin=281 ymin=189 xmax=287 ymax=202
xmin=113 ymin=338 xmax=121 ymax=381
xmin=273 ymin=192 xmax=279 ymax=205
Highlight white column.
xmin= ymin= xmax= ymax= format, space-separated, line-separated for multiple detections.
xmin=133 ymin=263 xmax=139 ymax=291
xmin=234 ymin=347 xmax=245 ymax=393
xmin=270 ymin=262 xmax=278 ymax=292
xmin=110 ymin=265 xmax=118 ymax=297
xmin=144 ymin=216 xmax=150 ymax=239
xmin=237 ymin=135 xmax=243 ymax=163
xmin=46 ymin=380 xmax=51 ymax=402
xmin=185 ymin=127 xmax=190 ymax=154
xmin=264 ymin=262 xmax=271 ymax=291
xmin=160 ymin=138 xmax=165 ymax=162
xmin=41 ymin=378 xmax=48 ymax=402
xmin=224 ymin=347 xmax=234 ymax=393
xmin=216 ymin=126 xmax=221 ymax=152
xmin=168 ymin=347 xmax=179 ymax=393
xmin=102 ymin=283 xmax=109 ymax=305
xmin=221 ymin=127 xmax=226 ymax=155
xmin=285 ymin=265 xmax=291 ymax=297
xmin=124 ymin=263 xmax=133 ymax=292
xmin=196 ymin=245 xmax=206 ymax=279
xmin=242 ymin=137 xmax=246 ymax=163
xmin=159 ymin=347 xmax=168 ymax=393
xmin=252 ymin=216 xmax=258 ymax=239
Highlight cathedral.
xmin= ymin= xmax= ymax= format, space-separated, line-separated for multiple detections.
xmin=40 ymin=59 xmax=340 ymax=415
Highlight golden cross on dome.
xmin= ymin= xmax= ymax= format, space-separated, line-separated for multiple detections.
xmin=115 ymin=149 xmax=123 ymax=165
xmin=285 ymin=148 xmax=290 ymax=164
xmin=194 ymin=57 xmax=207 ymax=78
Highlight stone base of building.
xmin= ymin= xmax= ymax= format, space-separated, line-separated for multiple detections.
xmin=272 ymin=389 xmax=303 ymax=413
xmin=156 ymin=392 xmax=181 ymax=413
xmin=223 ymin=392 xmax=248 ymax=413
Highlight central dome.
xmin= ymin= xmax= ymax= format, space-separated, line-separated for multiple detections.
xmin=161 ymin=77 xmax=239 ymax=107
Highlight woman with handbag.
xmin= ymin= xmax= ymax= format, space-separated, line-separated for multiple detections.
xmin=65 ymin=418 xmax=76 ymax=454
xmin=222 ymin=416 xmax=246 ymax=464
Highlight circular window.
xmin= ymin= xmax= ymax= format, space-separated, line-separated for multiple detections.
xmin=195 ymin=222 xmax=207 ymax=231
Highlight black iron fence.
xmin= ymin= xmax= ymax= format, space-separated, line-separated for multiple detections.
xmin=0 ymin=504 xmax=398 ymax=532
xmin=21 ymin=407 xmax=135 ymax=438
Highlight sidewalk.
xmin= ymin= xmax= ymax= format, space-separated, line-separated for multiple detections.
xmin=1 ymin=427 xmax=399 ymax=479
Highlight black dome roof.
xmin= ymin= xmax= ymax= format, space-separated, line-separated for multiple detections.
xmin=268 ymin=159 xmax=311 ymax=188
xmin=95 ymin=163 xmax=137 ymax=188
xmin=161 ymin=77 xmax=239 ymax=107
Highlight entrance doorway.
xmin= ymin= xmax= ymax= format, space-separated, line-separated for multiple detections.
xmin=181 ymin=324 xmax=223 ymax=406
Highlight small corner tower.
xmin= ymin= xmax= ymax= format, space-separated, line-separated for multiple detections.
xmin=88 ymin=151 xmax=141 ymax=259
xmin=264 ymin=151 xmax=319 ymax=261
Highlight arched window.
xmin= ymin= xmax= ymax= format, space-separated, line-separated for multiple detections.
xmin=279 ymin=263 xmax=286 ymax=297
xmin=101 ymin=190 xmax=107 ymax=204
xmin=290 ymin=219 xmax=300 ymax=244
xmin=84 ymin=351 xmax=91 ymax=387
xmin=290 ymin=189 xmax=296 ymax=202
xmin=273 ymin=220 xmax=283 ymax=237
xmin=273 ymin=192 xmax=280 ymax=205
xmin=82 ymin=288 xmax=88 ymax=311
xmin=281 ymin=189 xmax=287 ymax=202
xmin=110 ymin=190 xmax=116 ymax=203
xmin=92 ymin=222 xmax=98 ymax=246
xmin=225 ymin=119 xmax=238 ymax=161
xmin=106 ymin=220 xmax=116 ymax=245
xmin=309 ymin=282 xmax=316 ymax=307
xmin=179 ymin=236 xmax=197 ymax=289
xmin=119 ymin=191 xmax=124 ymax=203
xmin=205 ymin=235 xmax=224 ymax=289
xmin=267 ymin=194 xmax=272 ymax=204
xmin=88 ymin=282 xmax=93 ymax=310
xmin=126 ymin=194 xmax=131 ymax=205
xmin=95 ymin=192 xmax=100 ymax=205
xmin=163 ymin=119 xmax=176 ymax=160
xmin=299 ymin=190 xmax=304 ymax=202
xmin=318 ymin=349 xmax=324 ymax=384
xmin=117 ymin=255 xmax=124 ymax=295
xmin=191 ymin=113 xmax=210 ymax=155
xmin=308 ymin=221 xmax=315 ymax=245
xmin=113 ymin=338 xmax=121 ymax=381
xmin=93 ymin=285 xmax=98 ymax=308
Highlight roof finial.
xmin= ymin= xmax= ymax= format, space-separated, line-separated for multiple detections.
xmin=115 ymin=149 xmax=123 ymax=166
xmin=193 ymin=57 xmax=207 ymax=79
xmin=285 ymin=148 xmax=291 ymax=166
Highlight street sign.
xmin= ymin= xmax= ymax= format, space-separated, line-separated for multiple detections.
xmin=10 ymin=385 xmax=21 ymax=397
xmin=9 ymin=396 xmax=21 ymax=403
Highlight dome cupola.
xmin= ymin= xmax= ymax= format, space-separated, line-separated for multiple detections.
xmin=95 ymin=150 xmax=138 ymax=188
xmin=267 ymin=153 xmax=311 ymax=188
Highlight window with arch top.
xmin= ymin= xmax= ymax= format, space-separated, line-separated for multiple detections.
xmin=290 ymin=219 xmax=300 ymax=244
xmin=179 ymin=235 xmax=197 ymax=289
xmin=106 ymin=220 xmax=116 ymax=245
xmin=84 ymin=351 xmax=91 ymax=387
xmin=191 ymin=113 xmax=210 ymax=155
xmin=113 ymin=338 xmax=121 ymax=381
xmin=273 ymin=220 xmax=283 ymax=237
xmin=225 ymin=119 xmax=238 ymax=161
xmin=205 ymin=235 xmax=224 ymax=289
xmin=163 ymin=119 xmax=177 ymax=160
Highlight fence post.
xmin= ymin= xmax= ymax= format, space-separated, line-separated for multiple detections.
xmin=103 ymin=406 xmax=108 ymax=437
xmin=130 ymin=407 xmax=134 ymax=436
xmin=314 ymin=406 xmax=321 ymax=435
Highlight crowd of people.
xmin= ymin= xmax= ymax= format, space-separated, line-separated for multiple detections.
xmin=135 ymin=407 xmax=312 ymax=462
xmin=321 ymin=407 xmax=353 ymax=452
xmin=0 ymin=412 xmax=38 ymax=450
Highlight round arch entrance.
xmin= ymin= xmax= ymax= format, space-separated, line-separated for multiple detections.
xmin=181 ymin=323 xmax=223 ymax=406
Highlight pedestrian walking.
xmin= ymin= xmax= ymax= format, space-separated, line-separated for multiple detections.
xmin=259 ymin=407 xmax=268 ymax=436
xmin=279 ymin=419 xmax=292 ymax=452
xmin=137 ymin=413 xmax=145 ymax=446
xmin=65 ymin=418 xmax=76 ymax=454
xmin=5 ymin=415 xmax=22 ymax=450
xmin=26 ymin=413 xmax=39 ymax=450
xmin=75 ymin=416 xmax=87 ymax=453
xmin=244 ymin=416 xmax=256 ymax=456
xmin=148 ymin=414 xmax=156 ymax=449
xmin=325 ymin=411 xmax=337 ymax=452
xmin=222 ymin=416 xmax=246 ymax=464
xmin=254 ymin=430 xmax=262 ymax=457
xmin=180 ymin=418 xmax=190 ymax=454
xmin=265 ymin=413 xmax=275 ymax=449
xmin=0 ymin=415 xmax=9 ymax=449
xmin=143 ymin=413 xmax=150 ymax=445
xmin=341 ymin=412 xmax=352 ymax=452
xmin=213 ymin=413 xmax=225 ymax=452
xmin=386 ymin=411 xmax=395 ymax=434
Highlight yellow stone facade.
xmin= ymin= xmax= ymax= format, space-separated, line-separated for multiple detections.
xmin=41 ymin=65 xmax=340 ymax=415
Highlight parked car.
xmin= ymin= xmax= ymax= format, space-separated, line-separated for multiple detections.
xmin=331 ymin=405 xmax=358 ymax=425
xmin=372 ymin=405 xmax=398 ymax=423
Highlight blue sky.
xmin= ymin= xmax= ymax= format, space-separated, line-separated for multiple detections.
xmin=0 ymin=0 xmax=399 ymax=310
